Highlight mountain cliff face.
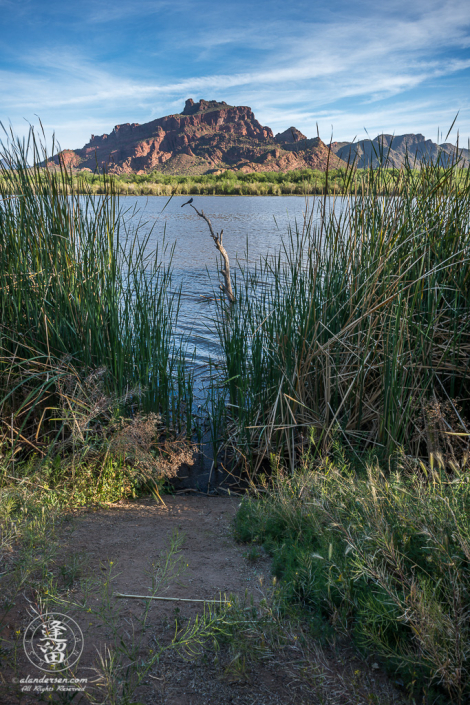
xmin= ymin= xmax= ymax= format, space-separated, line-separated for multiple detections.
xmin=329 ymin=133 xmax=470 ymax=168
xmin=53 ymin=99 xmax=346 ymax=174
xmin=53 ymin=100 xmax=469 ymax=175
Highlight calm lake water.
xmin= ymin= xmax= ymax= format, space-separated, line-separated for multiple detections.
xmin=120 ymin=195 xmax=331 ymax=371
xmin=119 ymin=195 xmax=332 ymax=487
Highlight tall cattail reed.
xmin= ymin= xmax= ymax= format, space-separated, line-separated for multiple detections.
xmin=0 ymin=126 xmax=192 ymax=457
xmin=214 ymin=150 xmax=470 ymax=468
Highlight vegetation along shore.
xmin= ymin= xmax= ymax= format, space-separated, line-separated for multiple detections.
xmin=2 ymin=166 xmax=470 ymax=197
xmin=1 ymin=126 xmax=470 ymax=704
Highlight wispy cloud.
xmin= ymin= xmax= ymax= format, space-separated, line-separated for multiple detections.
xmin=84 ymin=0 xmax=175 ymax=24
xmin=1 ymin=0 xmax=469 ymax=146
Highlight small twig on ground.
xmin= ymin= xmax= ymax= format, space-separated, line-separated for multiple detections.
xmin=114 ymin=593 xmax=227 ymax=603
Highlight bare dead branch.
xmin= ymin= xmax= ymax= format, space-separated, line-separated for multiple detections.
xmin=188 ymin=204 xmax=235 ymax=303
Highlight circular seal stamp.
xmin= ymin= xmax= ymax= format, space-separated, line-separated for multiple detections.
xmin=23 ymin=613 xmax=84 ymax=672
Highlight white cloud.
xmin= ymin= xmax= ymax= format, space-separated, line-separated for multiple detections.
xmin=1 ymin=0 xmax=469 ymax=145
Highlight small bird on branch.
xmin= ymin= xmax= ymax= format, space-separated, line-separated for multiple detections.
xmin=181 ymin=198 xmax=193 ymax=207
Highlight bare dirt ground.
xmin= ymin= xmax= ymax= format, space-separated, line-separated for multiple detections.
xmin=1 ymin=495 xmax=406 ymax=705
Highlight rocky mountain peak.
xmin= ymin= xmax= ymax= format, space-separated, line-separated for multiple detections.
xmin=50 ymin=99 xmax=470 ymax=175
xmin=182 ymin=98 xmax=231 ymax=115
xmin=50 ymin=100 xmax=348 ymax=174
xmin=329 ymin=132 xmax=469 ymax=168
xmin=275 ymin=127 xmax=307 ymax=144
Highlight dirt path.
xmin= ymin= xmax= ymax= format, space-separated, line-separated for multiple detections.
xmin=2 ymin=495 xmax=406 ymax=705
xmin=69 ymin=495 xmax=268 ymax=622
xmin=62 ymin=495 xmax=305 ymax=705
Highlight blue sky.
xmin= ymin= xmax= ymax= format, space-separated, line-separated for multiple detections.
xmin=1 ymin=0 xmax=470 ymax=150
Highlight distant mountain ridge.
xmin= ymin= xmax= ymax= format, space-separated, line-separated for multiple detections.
xmin=329 ymin=133 xmax=470 ymax=168
xmin=52 ymin=99 xmax=469 ymax=174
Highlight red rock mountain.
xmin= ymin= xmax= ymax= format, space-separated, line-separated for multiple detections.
xmin=54 ymin=99 xmax=347 ymax=175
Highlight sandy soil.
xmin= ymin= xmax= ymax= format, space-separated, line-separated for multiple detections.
xmin=1 ymin=495 xmax=406 ymax=705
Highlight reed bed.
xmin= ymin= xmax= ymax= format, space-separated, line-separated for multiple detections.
xmin=0 ymin=127 xmax=193 ymax=465
xmin=214 ymin=157 xmax=470 ymax=469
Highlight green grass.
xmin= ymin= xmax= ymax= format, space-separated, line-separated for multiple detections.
xmin=2 ymin=127 xmax=469 ymax=480
xmin=234 ymin=443 xmax=470 ymax=703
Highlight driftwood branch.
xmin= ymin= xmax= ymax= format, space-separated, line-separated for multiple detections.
xmin=189 ymin=204 xmax=235 ymax=303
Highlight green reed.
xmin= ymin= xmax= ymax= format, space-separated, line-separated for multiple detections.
xmin=214 ymin=152 xmax=470 ymax=467
xmin=0 ymin=126 xmax=192 ymax=455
